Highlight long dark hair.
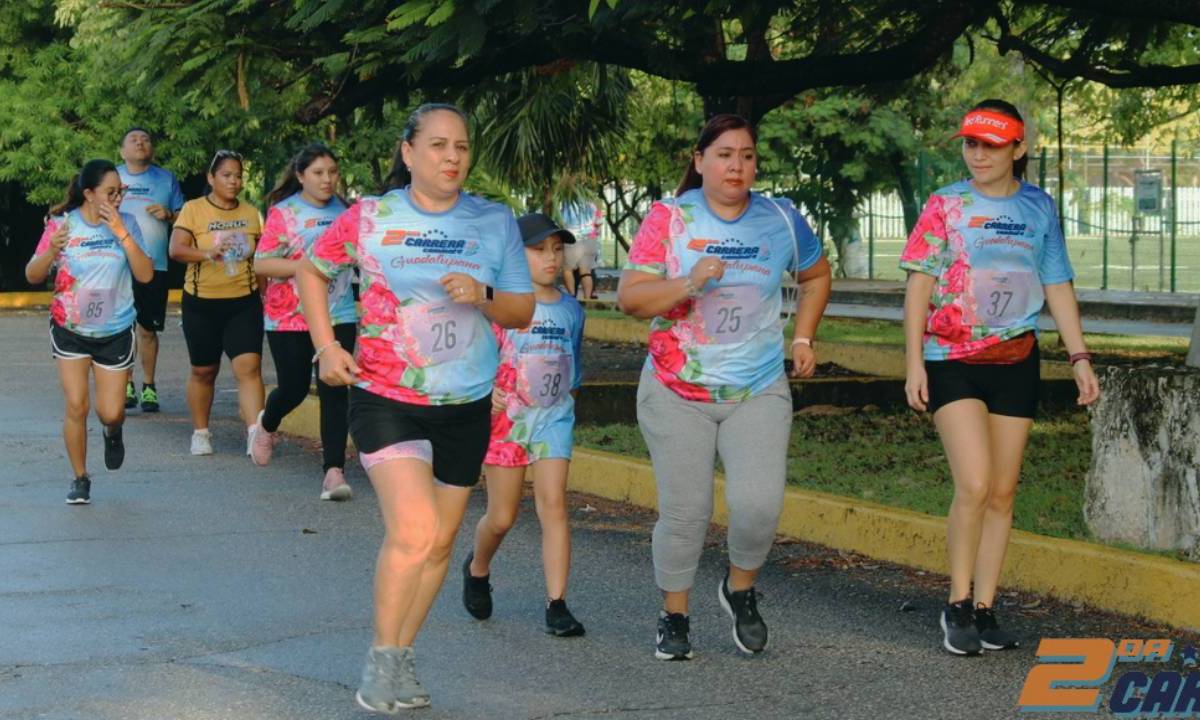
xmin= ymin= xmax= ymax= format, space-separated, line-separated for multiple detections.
xmin=675 ymin=114 xmax=758 ymax=197
xmin=49 ymin=159 xmax=117 ymax=216
xmin=970 ymin=99 xmax=1028 ymax=180
xmin=382 ymin=102 xmax=470 ymax=192
xmin=265 ymin=144 xmax=339 ymax=208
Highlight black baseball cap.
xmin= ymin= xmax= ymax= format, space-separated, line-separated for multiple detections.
xmin=516 ymin=212 xmax=576 ymax=247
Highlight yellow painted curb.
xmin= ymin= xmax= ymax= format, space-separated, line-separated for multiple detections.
xmin=280 ymin=391 xmax=1200 ymax=629
xmin=0 ymin=289 xmax=184 ymax=309
xmin=570 ymin=447 xmax=1200 ymax=630
xmin=584 ymin=315 xmax=1074 ymax=379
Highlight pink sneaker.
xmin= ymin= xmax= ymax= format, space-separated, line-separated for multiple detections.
xmin=320 ymin=467 xmax=352 ymax=501
xmin=249 ymin=410 xmax=275 ymax=466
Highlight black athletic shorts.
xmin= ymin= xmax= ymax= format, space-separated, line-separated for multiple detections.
xmin=926 ymin=342 xmax=1040 ymax=419
xmin=50 ymin=321 xmax=137 ymax=371
xmin=348 ymin=385 xmax=491 ymax=487
xmin=181 ymin=292 xmax=264 ymax=367
xmin=132 ymin=270 xmax=170 ymax=332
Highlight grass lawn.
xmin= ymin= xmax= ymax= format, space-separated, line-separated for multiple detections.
xmin=576 ymin=408 xmax=1094 ymax=542
xmin=584 ymin=309 xmax=1189 ymax=361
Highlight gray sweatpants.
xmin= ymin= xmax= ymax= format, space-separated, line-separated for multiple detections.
xmin=636 ymin=367 xmax=793 ymax=592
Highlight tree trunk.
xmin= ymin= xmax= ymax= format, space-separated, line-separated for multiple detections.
xmin=892 ymin=153 xmax=920 ymax=233
xmin=1188 ymin=303 xmax=1200 ymax=368
xmin=1084 ymin=365 xmax=1200 ymax=559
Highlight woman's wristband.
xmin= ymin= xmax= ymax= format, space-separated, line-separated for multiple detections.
xmin=1069 ymin=352 xmax=1093 ymax=366
xmin=791 ymin=337 xmax=812 ymax=348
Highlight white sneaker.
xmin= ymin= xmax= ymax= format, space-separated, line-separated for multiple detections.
xmin=191 ymin=429 xmax=214 ymax=456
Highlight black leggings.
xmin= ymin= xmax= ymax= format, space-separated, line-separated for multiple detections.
xmin=263 ymin=323 xmax=357 ymax=470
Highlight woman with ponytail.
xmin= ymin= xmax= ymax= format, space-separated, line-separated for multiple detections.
xmin=26 ymin=159 xmax=154 ymax=504
xmin=901 ymin=100 xmax=1099 ymax=655
xmin=617 ymin=114 xmax=831 ymax=661
xmin=248 ymin=144 xmax=356 ymax=503
xmin=297 ymin=103 xmax=533 ymax=712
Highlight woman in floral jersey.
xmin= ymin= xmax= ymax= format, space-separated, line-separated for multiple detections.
xmin=618 ymin=114 xmax=831 ymax=661
xmin=296 ymin=104 xmax=533 ymax=713
xmin=900 ymin=100 xmax=1100 ymax=656
xmin=248 ymin=144 xmax=356 ymax=502
xmin=26 ymin=159 xmax=153 ymax=504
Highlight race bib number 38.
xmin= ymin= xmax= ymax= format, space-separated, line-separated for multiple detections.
xmin=696 ymin=284 xmax=760 ymax=344
xmin=400 ymin=300 xmax=478 ymax=367
xmin=517 ymin=353 xmax=573 ymax=408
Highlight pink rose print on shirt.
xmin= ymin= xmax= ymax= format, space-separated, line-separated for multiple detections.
xmin=494 ymin=359 xmax=518 ymax=396
xmin=944 ymin=257 xmax=969 ymax=295
xmin=627 ymin=203 xmax=671 ymax=267
xmin=359 ymin=282 xmax=399 ymax=325
xmin=50 ymin=297 xmax=67 ymax=327
xmin=902 ymin=195 xmax=947 ymax=265
xmin=928 ymin=304 xmax=972 ymax=346
xmin=264 ymin=281 xmax=300 ymax=323
xmin=942 ymin=195 xmax=964 ymax=225
xmin=648 ymin=330 xmax=688 ymax=375
xmin=485 ymin=409 xmax=530 ymax=467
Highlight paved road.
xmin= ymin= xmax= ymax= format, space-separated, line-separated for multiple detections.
xmin=0 ymin=311 xmax=1188 ymax=719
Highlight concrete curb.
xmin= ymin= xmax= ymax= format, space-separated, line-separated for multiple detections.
xmin=0 ymin=289 xmax=184 ymax=309
xmin=583 ymin=315 xmax=1076 ymax=380
xmin=568 ymin=447 xmax=1200 ymax=630
xmin=282 ymin=393 xmax=1200 ymax=630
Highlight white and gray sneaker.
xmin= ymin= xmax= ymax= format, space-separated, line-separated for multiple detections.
xmin=190 ymin=429 xmax=214 ymax=456
xmin=356 ymin=646 xmax=430 ymax=713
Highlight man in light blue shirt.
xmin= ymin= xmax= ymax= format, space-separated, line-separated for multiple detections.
xmin=117 ymin=127 xmax=186 ymax=413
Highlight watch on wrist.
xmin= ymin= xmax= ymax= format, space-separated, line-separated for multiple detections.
xmin=485 ymin=284 xmax=494 ymax=302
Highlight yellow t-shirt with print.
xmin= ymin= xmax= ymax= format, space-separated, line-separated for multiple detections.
xmin=175 ymin=197 xmax=262 ymax=299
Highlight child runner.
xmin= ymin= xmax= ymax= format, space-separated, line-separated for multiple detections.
xmin=463 ymin=212 xmax=587 ymax=637
xmin=26 ymin=159 xmax=154 ymax=503
xmin=296 ymin=103 xmax=533 ymax=712
xmin=901 ymin=100 xmax=1100 ymax=656
xmin=249 ymin=144 xmax=356 ymax=502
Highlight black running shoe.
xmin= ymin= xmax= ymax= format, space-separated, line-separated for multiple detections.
xmin=940 ymin=599 xmax=983 ymax=656
xmin=103 ymin=425 xmax=125 ymax=471
xmin=66 ymin=475 xmax=91 ymax=505
xmin=462 ymin=553 xmax=492 ymax=620
xmin=545 ymin=599 xmax=585 ymax=637
xmin=655 ymin=612 xmax=693 ymax=660
xmin=975 ymin=604 xmax=1020 ymax=650
xmin=124 ymin=381 xmax=137 ymax=409
xmin=718 ymin=573 xmax=768 ymax=654
xmin=139 ymin=384 xmax=159 ymax=413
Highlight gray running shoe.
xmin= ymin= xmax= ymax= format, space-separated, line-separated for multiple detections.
xmin=355 ymin=646 xmax=430 ymax=713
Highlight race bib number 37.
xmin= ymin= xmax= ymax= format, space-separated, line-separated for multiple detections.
xmin=972 ymin=269 xmax=1039 ymax=328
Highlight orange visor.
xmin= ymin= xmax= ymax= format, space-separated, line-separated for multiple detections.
xmin=952 ymin=110 xmax=1024 ymax=146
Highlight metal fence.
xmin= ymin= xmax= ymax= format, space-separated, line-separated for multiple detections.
xmin=595 ymin=145 xmax=1200 ymax=294
xmin=842 ymin=144 xmax=1200 ymax=293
